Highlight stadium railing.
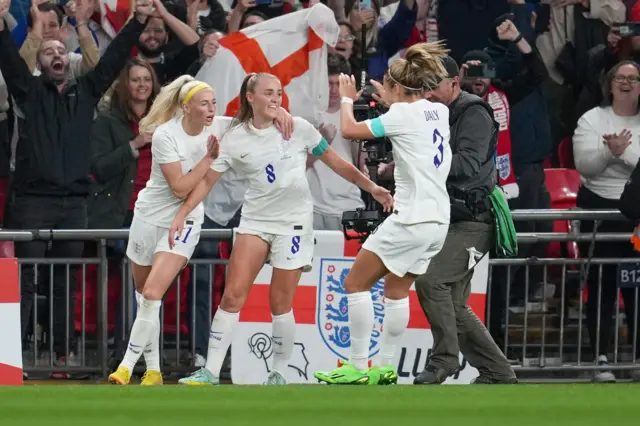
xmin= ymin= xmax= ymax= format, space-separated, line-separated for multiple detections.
xmin=4 ymin=209 xmax=639 ymax=381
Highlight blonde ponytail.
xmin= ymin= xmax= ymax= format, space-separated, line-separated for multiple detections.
xmin=386 ymin=41 xmax=449 ymax=95
xmin=139 ymin=75 xmax=211 ymax=133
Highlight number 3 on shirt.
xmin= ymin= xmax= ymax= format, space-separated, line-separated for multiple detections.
xmin=433 ymin=129 xmax=444 ymax=168
xmin=265 ymin=164 xmax=276 ymax=183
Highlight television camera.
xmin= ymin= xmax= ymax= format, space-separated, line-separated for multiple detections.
xmin=341 ymin=25 xmax=393 ymax=244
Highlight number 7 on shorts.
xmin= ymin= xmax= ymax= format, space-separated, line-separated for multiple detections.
xmin=175 ymin=227 xmax=193 ymax=244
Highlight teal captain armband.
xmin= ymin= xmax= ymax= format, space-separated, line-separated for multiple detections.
xmin=369 ymin=117 xmax=385 ymax=138
xmin=311 ymin=138 xmax=329 ymax=156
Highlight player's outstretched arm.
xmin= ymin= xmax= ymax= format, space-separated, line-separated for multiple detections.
xmin=338 ymin=74 xmax=376 ymax=141
xmin=318 ymin=147 xmax=394 ymax=213
xmin=168 ymin=168 xmax=223 ymax=248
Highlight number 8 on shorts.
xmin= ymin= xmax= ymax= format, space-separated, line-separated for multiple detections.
xmin=291 ymin=236 xmax=300 ymax=254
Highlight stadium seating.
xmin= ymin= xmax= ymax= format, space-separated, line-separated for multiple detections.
xmin=544 ymin=168 xmax=581 ymax=261
xmin=557 ymin=138 xmax=575 ymax=169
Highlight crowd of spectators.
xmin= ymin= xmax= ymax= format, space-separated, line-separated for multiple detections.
xmin=1 ymin=0 xmax=639 ymax=382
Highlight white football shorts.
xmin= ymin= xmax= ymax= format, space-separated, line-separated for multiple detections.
xmin=362 ymin=218 xmax=448 ymax=277
xmin=126 ymin=216 xmax=202 ymax=266
xmin=235 ymin=228 xmax=314 ymax=272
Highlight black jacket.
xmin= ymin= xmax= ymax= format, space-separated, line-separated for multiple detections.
xmin=88 ymin=108 xmax=138 ymax=229
xmin=0 ymin=18 xmax=145 ymax=198
xmin=486 ymin=43 xmax=551 ymax=168
xmin=448 ymin=91 xmax=498 ymax=222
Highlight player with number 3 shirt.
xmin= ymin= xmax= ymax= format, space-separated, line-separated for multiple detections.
xmin=173 ymin=72 xmax=392 ymax=386
xmin=314 ymin=42 xmax=453 ymax=385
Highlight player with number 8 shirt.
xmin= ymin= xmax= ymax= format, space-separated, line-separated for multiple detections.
xmin=314 ymin=42 xmax=453 ymax=385
xmin=172 ymin=72 xmax=393 ymax=386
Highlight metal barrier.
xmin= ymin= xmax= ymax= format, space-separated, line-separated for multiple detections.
xmin=4 ymin=209 xmax=639 ymax=381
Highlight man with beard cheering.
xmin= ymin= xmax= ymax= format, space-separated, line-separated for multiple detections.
xmin=0 ymin=0 xmax=153 ymax=377
xmin=135 ymin=0 xmax=201 ymax=84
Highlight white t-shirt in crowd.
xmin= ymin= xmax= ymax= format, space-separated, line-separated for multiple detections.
xmin=134 ymin=116 xmax=230 ymax=228
xmin=306 ymin=110 xmax=364 ymax=217
xmin=211 ymin=117 xmax=327 ymax=235
xmin=203 ymin=166 xmax=248 ymax=226
xmin=365 ymin=99 xmax=451 ymax=225
xmin=573 ymin=106 xmax=640 ymax=200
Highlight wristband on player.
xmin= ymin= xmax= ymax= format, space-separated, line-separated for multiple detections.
xmin=341 ymin=97 xmax=354 ymax=105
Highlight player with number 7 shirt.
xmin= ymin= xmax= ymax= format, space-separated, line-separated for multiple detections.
xmin=172 ymin=72 xmax=393 ymax=386
xmin=314 ymin=42 xmax=453 ymax=385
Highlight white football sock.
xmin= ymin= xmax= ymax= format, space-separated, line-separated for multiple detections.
xmin=271 ymin=310 xmax=295 ymax=373
xmin=144 ymin=315 xmax=161 ymax=372
xmin=135 ymin=290 xmax=160 ymax=371
xmin=378 ymin=297 xmax=410 ymax=367
xmin=347 ymin=291 xmax=374 ymax=372
xmin=120 ymin=296 xmax=161 ymax=372
xmin=204 ymin=307 xmax=239 ymax=377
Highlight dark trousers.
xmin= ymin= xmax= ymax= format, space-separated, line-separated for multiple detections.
xmin=577 ymin=186 xmax=640 ymax=359
xmin=188 ymin=212 xmax=240 ymax=356
xmin=12 ymin=195 xmax=87 ymax=357
xmin=415 ymin=221 xmax=515 ymax=381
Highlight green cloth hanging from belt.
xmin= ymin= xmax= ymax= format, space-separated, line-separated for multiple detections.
xmin=488 ymin=186 xmax=518 ymax=258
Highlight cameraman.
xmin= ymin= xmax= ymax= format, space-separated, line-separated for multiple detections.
xmin=412 ymin=56 xmax=517 ymax=385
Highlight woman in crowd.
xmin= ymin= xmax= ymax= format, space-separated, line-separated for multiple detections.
xmin=172 ymin=72 xmax=392 ymax=385
xmin=573 ymin=60 xmax=640 ymax=383
xmin=90 ymin=58 xmax=160 ymax=233
xmin=89 ymin=58 xmax=160 ymax=375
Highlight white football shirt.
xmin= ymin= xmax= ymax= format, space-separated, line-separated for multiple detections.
xmin=366 ymin=100 xmax=452 ymax=225
xmin=134 ymin=116 xmax=231 ymax=228
xmin=211 ymin=117 xmax=327 ymax=235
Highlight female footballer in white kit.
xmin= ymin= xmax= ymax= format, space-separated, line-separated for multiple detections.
xmin=314 ymin=42 xmax=453 ymax=385
xmin=170 ymin=72 xmax=393 ymax=385
xmin=108 ymin=75 xmax=293 ymax=385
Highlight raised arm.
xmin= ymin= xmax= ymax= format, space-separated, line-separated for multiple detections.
xmin=339 ymin=74 xmax=380 ymax=140
xmin=82 ymin=0 xmax=149 ymax=99
xmin=155 ymin=0 xmax=199 ymax=47
xmin=298 ymin=114 xmax=394 ymax=212
xmin=71 ymin=0 xmax=102 ymax=74
xmin=168 ymin=168 xmax=223 ymax=248
xmin=0 ymin=0 xmax=36 ymax=103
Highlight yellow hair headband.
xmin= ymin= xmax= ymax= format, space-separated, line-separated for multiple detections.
xmin=183 ymin=83 xmax=211 ymax=104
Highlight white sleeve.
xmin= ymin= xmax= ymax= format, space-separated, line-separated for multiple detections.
xmin=295 ymin=117 xmax=327 ymax=156
xmin=364 ymin=103 xmax=404 ymax=138
xmin=573 ymin=109 xmax=614 ymax=178
xmin=211 ymin=140 xmax=233 ymax=173
xmin=151 ymin=130 xmax=181 ymax=165
xmin=212 ymin=116 xmax=233 ymax=138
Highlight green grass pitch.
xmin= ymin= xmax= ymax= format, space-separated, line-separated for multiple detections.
xmin=0 ymin=385 xmax=638 ymax=426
